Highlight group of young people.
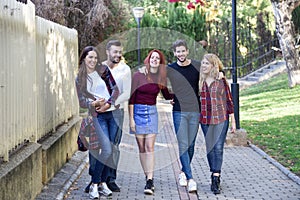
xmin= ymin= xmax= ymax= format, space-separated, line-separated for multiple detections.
xmin=75 ymin=39 xmax=236 ymax=199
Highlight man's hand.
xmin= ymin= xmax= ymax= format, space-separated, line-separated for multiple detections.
xmin=138 ymin=66 xmax=148 ymax=75
xmin=217 ymin=71 xmax=225 ymax=80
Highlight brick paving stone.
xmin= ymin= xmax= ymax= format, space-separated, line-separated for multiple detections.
xmin=36 ymin=102 xmax=300 ymax=200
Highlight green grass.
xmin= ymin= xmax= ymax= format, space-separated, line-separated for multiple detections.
xmin=240 ymin=73 xmax=300 ymax=176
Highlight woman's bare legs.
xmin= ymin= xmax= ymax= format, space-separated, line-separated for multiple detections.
xmin=135 ymin=134 xmax=156 ymax=180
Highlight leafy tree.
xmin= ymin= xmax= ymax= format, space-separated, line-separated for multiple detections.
xmin=122 ymin=0 xmax=207 ymax=66
xmin=32 ymin=0 xmax=131 ymax=53
xmin=31 ymin=0 xmax=65 ymax=24
xmin=292 ymin=5 xmax=300 ymax=33
xmin=270 ymin=0 xmax=300 ymax=87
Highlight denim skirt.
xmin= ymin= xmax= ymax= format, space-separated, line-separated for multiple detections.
xmin=131 ymin=104 xmax=158 ymax=134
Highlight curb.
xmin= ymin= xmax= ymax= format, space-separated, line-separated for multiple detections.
xmin=249 ymin=143 xmax=300 ymax=186
xmin=55 ymin=152 xmax=88 ymax=200
xmin=35 ymin=151 xmax=89 ymax=200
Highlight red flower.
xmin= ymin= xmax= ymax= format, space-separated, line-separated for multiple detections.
xmin=168 ymin=0 xmax=180 ymax=2
xmin=187 ymin=2 xmax=196 ymax=9
xmin=195 ymin=0 xmax=205 ymax=6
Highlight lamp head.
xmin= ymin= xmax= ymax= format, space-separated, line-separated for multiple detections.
xmin=132 ymin=7 xmax=145 ymax=19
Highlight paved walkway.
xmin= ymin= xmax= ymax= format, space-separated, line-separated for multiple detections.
xmin=36 ymin=101 xmax=300 ymax=200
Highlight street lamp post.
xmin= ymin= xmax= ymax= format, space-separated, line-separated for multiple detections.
xmin=231 ymin=0 xmax=240 ymax=129
xmin=132 ymin=7 xmax=145 ymax=66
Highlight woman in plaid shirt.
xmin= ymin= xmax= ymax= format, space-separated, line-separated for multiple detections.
xmin=199 ymin=53 xmax=236 ymax=195
xmin=76 ymin=46 xmax=119 ymax=199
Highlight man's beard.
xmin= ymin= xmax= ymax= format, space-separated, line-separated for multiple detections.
xmin=110 ymin=56 xmax=121 ymax=64
xmin=176 ymin=56 xmax=186 ymax=63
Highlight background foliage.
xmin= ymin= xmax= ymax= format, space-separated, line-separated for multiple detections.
xmin=292 ymin=4 xmax=300 ymax=34
xmin=32 ymin=0 xmax=131 ymax=54
xmin=31 ymin=0 xmax=300 ymax=68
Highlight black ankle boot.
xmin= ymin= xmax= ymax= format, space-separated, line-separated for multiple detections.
xmin=210 ymin=174 xmax=214 ymax=191
xmin=211 ymin=175 xmax=221 ymax=194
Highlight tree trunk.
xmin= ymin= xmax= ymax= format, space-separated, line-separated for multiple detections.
xmin=270 ymin=0 xmax=300 ymax=88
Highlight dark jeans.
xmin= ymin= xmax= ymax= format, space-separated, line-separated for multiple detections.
xmin=200 ymin=120 xmax=229 ymax=174
xmin=87 ymin=110 xmax=120 ymax=183
xmin=89 ymin=114 xmax=113 ymax=183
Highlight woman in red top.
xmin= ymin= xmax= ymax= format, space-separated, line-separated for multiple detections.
xmin=129 ymin=49 xmax=173 ymax=195
xmin=199 ymin=53 xmax=236 ymax=195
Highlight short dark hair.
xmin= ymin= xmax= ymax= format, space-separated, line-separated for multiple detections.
xmin=106 ymin=40 xmax=122 ymax=50
xmin=172 ymin=39 xmax=188 ymax=51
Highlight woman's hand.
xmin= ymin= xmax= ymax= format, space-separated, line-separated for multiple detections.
xmin=91 ymin=98 xmax=105 ymax=107
xmin=138 ymin=66 xmax=148 ymax=75
xmin=231 ymin=121 xmax=236 ymax=133
xmin=95 ymin=102 xmax=111 ymax=113
xmin=230 ymin=114 xmax=236 ymax=133
xmin=129 ymin=119 xmax=136 ymax=133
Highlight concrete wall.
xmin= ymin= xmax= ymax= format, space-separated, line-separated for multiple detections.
xmin=41 ymin=116 xmax=81 ymax=184
xmin=0 ymin=116 xmax=81 ymax=200
xmin=0 ymin=143 xmax=42 ymax=200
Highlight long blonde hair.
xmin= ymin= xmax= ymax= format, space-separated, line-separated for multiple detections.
xmin=199 ymin=53 xmax=224 ymax=89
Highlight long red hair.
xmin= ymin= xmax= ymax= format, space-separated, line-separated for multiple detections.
xmin=143 ymin=49 xmax=167 ymax=88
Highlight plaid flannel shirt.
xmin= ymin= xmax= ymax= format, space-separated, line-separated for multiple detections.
xmin=78 ymin=117 xmax=100 ymax=150
xmin=200 ymin=78 xmax=234 ymax=124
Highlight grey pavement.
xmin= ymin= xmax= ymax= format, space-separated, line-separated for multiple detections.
xmin=36 ymin=101 xmax=300 ymax=200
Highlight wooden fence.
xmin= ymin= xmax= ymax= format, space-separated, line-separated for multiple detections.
xmin=0 ymin=0 xmax=79 ymax=161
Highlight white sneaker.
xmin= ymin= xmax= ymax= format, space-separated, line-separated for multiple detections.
xmin=98 ymin=182 xmax=112 ymax=196
xmin=178 ymin=172 xmax=187 ymax=186
xmin=188 ymin=179 xmax=197 ymax=193
xmin=89 ymin=184 xmax=99 ymax=199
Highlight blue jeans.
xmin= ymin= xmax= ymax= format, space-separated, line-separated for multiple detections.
xmin=172 ymin=111 xmax=199 ymax=180
xmin=88 ymin=152 xmax=97 ymax=176
xmin=200 ymin=120 xmax=229 ymax=174
xmin=89 ymin=114 xmax=114 ymax=183
xmin=100 ymin=109 xmax=123 ymax=183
